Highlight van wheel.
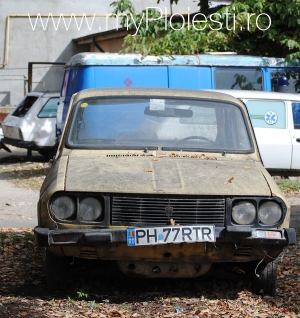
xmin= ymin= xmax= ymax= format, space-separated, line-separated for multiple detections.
xmin=45 ymin=249 xmax=70 ymax=291
xmin=252 ymin=258 xmax=278 ymax=296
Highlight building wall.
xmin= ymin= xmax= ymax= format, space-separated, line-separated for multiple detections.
xmin=0 ymin=0 xmax=198 ymax=106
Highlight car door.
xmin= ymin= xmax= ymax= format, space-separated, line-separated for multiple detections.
xmin=291 ymin=102 xmax=300 ymax=169
xmin=243 ymin=99 xmax=292 ymax=170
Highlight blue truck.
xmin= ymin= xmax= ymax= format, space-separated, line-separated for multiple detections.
xmin=56 ymin=52 xmax=300 ymax=136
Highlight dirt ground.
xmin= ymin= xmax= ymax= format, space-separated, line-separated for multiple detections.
xmin=0 ymin=146 xmax=48 ymax=228
xmin=0 ymin=228 xmax=299 ymax=318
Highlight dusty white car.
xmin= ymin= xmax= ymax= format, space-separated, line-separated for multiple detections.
xmin=1 ymin=91 xmax=59 ymax=156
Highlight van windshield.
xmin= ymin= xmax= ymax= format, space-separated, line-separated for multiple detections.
xmin=67 ymin=97 xmax=253 ymax=153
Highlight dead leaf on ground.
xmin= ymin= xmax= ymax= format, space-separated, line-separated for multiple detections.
xmin=143 ymin=168 xmax=153 ymax=172
xmin=224 ymin=177 xmax=234 ymax=184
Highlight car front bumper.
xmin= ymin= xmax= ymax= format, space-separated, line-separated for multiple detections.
xmin=34 ymin=226 xmax=296 ymax=247
xmin=1 ymin=137 xmax=55 ymax=151
xmin=34 ymin=226 xmax=296 ymax=263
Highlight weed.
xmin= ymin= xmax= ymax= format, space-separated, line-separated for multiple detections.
xmin=24 ymin=232 xmax=34 ymax=241
xmin=88 ymin=300 xmax=99 ymax=309
xmin=278 ymin=179 xmax=300 ymax=192
xmin=77 ymin=291 xmax=89 ymax=299
xmin=0 ymin=233 xmax=7 ymax=244
xmin=102 ymin=299 xmax=110 ymax=303
xmin=12 ymin=235 xmax=23 ymax=243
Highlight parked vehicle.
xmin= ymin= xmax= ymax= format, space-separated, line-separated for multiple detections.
xmin=56 ymin=52 xmax=300 ymax=137
xmin=1 ymin=91 xmax=59 ymax=156
xmin=34 ymin=87 xmax=296 ymax=295
xmin=214 ymin=90 xmax=300 ymax=176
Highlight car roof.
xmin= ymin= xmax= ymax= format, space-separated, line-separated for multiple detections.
xmin=211 ymin=89 xmax=300 ymax=101
xmin=72 ymin=87 xmax=246 ymax=108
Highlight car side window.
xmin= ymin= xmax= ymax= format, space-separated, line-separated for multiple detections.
xmin=292 ymin=103 xmax=300 ymax=129
xmin=214 ymin=68 xmax=263 ymax=90
xmin=245 ymin=100 xmax=286 ymax=129
xmin=38 ymin=97 xmax=59 ymax=118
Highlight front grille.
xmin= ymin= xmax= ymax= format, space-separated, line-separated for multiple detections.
xmin=111 ymin=196 xmax=225 ymax=226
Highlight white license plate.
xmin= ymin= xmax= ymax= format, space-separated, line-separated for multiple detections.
xmin=127 ymin=225 xmax=215 ymax=246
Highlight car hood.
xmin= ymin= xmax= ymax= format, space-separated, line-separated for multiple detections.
xmin=64 ymin=154 xmax=271 ymax=196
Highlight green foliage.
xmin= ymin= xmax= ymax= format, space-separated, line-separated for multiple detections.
xmin=278 ymin=180 xmax=300 ymax=192
xmin=88 ymin=300 xmax=100 ymax=309
xmin=77 ymin=291 xmax=89 ymax=299
xmin=68 ymin=296 xmax=74 ymax=303
xmin=110 ymin=0 xmax=300 ymax=61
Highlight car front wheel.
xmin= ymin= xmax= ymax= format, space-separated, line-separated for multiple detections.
xmin=45 ymin=249 xmax=70 ymax=291
xmin=252 ymin=258 xmax=278 ymax=296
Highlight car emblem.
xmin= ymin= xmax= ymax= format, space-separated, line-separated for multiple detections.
xmin=165 ymin=206 xmax=174 ymax=217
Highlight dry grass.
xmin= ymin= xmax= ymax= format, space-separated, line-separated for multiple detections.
xmin=0 ymin=162 xmax=51 ymax=191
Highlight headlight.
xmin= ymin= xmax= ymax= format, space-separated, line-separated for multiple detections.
xmin=50 ymin=196 xmax=76 ymax=220
xmin=79 ymin=197 xmax=102 ymax=221
xmin=232 ymin=201 xmax=256 ymax=225
xmin=258 ymin=201 xmax=282 ymax=225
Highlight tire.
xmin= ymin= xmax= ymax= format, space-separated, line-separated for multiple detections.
xmin=45 ymin=249 xmax=70 ymax=291
xmin=252 ymin=258 xmax=278 ymax=296
xmin=38 ymin=150 xmax=55 ymax=158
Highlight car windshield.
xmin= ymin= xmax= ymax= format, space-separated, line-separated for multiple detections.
xmin=67 ymin=96 xmax=253 ymax=153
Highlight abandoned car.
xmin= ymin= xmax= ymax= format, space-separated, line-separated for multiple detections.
xmin=1 ymin=91 xmax=59 ymax=157
xmin=34 ymin=88 xmax=296 ymax=294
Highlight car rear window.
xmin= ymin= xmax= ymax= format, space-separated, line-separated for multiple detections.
xmin=12 ymin=96 xmax=39 ymax=117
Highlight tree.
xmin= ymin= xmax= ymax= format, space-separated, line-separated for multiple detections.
xmin=110 ymin=0 xmax=300 ymax=61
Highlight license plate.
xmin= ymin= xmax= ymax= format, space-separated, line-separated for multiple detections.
xmin=127 ymin=225 xmax=215 ymax=246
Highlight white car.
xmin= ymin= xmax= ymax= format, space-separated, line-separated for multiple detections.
xmin=213 ymin=90 xmax=300 ymax=177
xmin=1 ymin=92 xmax=59 ymax=156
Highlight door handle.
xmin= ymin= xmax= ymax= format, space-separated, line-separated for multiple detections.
xmin=296 ymin=138 xmax=300 ymax=142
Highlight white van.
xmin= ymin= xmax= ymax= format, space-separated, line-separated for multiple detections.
xmin=1 ymin=92 xmax=59 ymax=156
xmin=214 ymin=90 xmax=300 ymax=176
